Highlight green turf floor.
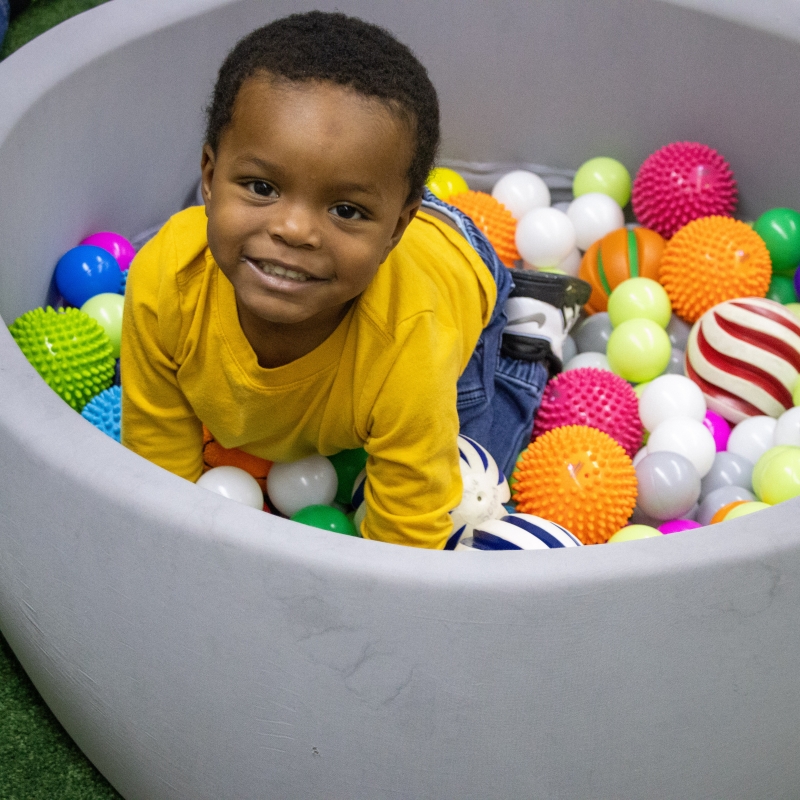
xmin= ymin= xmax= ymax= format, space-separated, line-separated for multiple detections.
xmin=1 ymin=5 xmax=121 ymax=795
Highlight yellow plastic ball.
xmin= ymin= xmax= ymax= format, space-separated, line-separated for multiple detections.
xmin=723 ymin=501 xmax=771 ymax=520
xmin=426 ymin=167 xmax=469 ymax=201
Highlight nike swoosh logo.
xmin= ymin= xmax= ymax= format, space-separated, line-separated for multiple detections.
xmin=510 ymin=313 xmax=547 ymax=327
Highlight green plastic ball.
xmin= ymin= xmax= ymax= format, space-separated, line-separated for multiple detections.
xmin=752 ymin=445 xmax=796 ymax=498
xmin=785 ymin=302 xmax=800 ymax=321
xmin=607 ymin=277 xmax=672 ymax=328
xmin=606 ymin=318 xmax=672 ymax=383
xmin=608 ymin=524 xmax=662 ymax=543
xmin=753 ymin=446 xmax=800 ymax=504
xmin=327 ymin=448 xmax=368 ymax=505
xmin=766 ymin=274 xmax=798 ymax=305
xmin=80 ymin=292 xmax=125 ymax=359
xmin=9 ymin=306 xmax=115 ymax=412
xmin=573 ymin=157 xmax=632 ymax=207
xmin=291 ymin=504 xmax=359 ymax=536
xmin=753 ymin=207 xmax=800 ymax=276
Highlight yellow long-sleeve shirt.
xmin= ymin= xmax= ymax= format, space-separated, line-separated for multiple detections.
xmin=120 ymin=205 xmax=495 ymax=548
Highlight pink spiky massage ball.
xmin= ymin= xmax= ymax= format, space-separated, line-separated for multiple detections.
xmin=631 ymin=142 xmax=737 ymax=238
xmin=533 ymin=367 xmax=643 ymax=458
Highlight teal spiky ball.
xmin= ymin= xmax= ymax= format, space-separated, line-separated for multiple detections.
xmin=9 ymin=306 xmax=115 ymax=411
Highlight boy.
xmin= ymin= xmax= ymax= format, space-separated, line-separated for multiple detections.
xmin=121 ymin=11 xmax=574 ymax=549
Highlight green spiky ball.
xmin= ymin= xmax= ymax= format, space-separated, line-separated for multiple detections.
xmin=9 ymin=306 xmax=115 ymax=411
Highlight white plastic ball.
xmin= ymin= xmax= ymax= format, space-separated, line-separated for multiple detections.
xmin=556 ymin=247 xmax=582 ymax=277
xmin=563 ymin=351 xmax=611 ymax=372
xmin=491 ymin=170 xmax=551 ymax=220
xmin=727 ymin=415 xmax=778 ymax=465
xmin=632 ymin=446 xmax=649 ymax=468
xmin=638 ymin=374 xmax=707 ymax=432
xmin=267 ymin=454 xmax=338 ymax=517
xmin=196 ymin=466 xmax=264 ymax=510
xmin=566 ymin=192 xmax=625 ymax=251
xmin=647 ymin=416 xmax=716 ymax=478
xmin=773 ymin=407 xmax=800 ymax=447
xmin=515 ymin=207 xmax=576 ymax=268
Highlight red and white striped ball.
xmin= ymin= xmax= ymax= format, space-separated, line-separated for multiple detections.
xmin=685 ymin=297 xmax=800 ymax=423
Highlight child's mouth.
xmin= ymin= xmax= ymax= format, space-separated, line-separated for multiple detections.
xmin=245 ymin=258 xmax=322 ymax=284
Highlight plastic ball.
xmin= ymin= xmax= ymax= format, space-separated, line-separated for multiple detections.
xmin=607 ymin=277 xmax=671 ymax=329
xmin=515 ymin=207 xmax=576 ymax=268
xmin=555 ymin=248 xmax=582 ymax=277
xmin=573 ymin=157 xmax=632 ymax=207
xmin=562 ymin=335 xmax=577 ymax=366
xmin=533 ymin=367 xmax=643 ymax=457
xmin=664 ymin=347 xmax=685 ymax=375
xmin=723 ymin=501 xmax=771 ymax=521
xmin=700 ymin=451 xmax=754 ymax=499
xmin=54 ymin=245 xmax=123 ymax=307
xmin=491 ymin=170 xmax=551 ymax=220
xmin=8 ymin=306 xmax=115 ymax=412
xmin=709 ymin=500 xmax=749 ymax=524
xmin=202 ymin=425 xmax=273 ymax=493
xmin=702 ymin=409 xmax=731 ymax=451
xmin=80 ymin=292 xmax=125 ymax=359
xmin=511 ymin=425 xmax=638 ymax=545
xmin=667 ymin=314 xmax=692 ymax=350
xmin=773 ymin=406 xmax=800 ymax=446
xmin=697 ymin=485 xmax=756 ymax=526
xmin=787 ymin=302 xmax=800 ymax=321
xmin=647 ymin=416 xmax=716 ymax=477
xmin=638 ymin=374 xmax=706 ymax=432
xmin=563 ymin=352 xmax=611 ymax=372
xmin=685 ymin=297 xmax=800 ymax=422
xmin=727 ymin=415 xmax=778 ymax=465
xmin=579 ymin=227 xmax=666 ymax=314
xmin=196 ymin=466 xmax=265 ymax=510
xmin=753 ymin=446 xmax=800 ymax=504
xmin=266 ymin=455 xmax=338 ymax=517
xmin=327 ymin=448 xmax=368 ymax=506
xmin=607 ymin=525 xmax=662 ymax=543
xmin=658 ymin=519 xmax=702 ymax=534
xmin=81 ymin=384 xmax=121 ymax=441
xmin=635 ymin=451 xmax=700 ymax=520
xmin=606 ymin=318 xmax=672 ymax=383
xmin=291 ymin=504 xmax=358 ymax=536
xmin=426 ymin=167 xmax=468 ymax=201
xmin=631 ymin=141 xmax=737 ymax=238
xmin=632 ymin=446 xmax=649 ymax=467
xmin=566 ymin=193 xmax=625 ymax=252
xmin=766 ymin=274 xmax=798 ymax=305
xmin=573 ymin=313 xmax=612 ymax=354
xmin=455 ymin=513 xmax=581 ymax=551
xmin=79 ymin=231 xmax=136 ymax=271
xmin=448 ymin=190 xmax=520 ymax=267
xmin=753 ymin=207 xmax=800 ymax=276
xmin=751 ymin=445 xmax=797 ymax=500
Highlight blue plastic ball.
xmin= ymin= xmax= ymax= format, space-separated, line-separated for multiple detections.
xmin=54 ymin=245 xmax=122 ymax=307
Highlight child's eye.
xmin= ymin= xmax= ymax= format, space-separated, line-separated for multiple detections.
xmin=247 ymin=181 xmax=276 ymax=198
xmin=331 ymin=204 xmax=364 ymax=220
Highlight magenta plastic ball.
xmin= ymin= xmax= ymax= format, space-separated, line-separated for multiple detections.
xmin=658 ymin=519 xmax=703 ymax=534
xmin=703 ymin=410 xmax=731 ymax=451
xmin=80 ymin=231 xmax=136 ymax=271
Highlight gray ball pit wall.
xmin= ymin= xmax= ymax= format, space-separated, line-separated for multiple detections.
xmin=2 ymin=0 xmax=800 ymax=797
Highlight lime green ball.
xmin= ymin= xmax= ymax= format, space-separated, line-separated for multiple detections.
xmin=607 ymin=277 xmax=672 ymax=328
xmin=291 ymin=504 xmax=359 ymax=536
xmin=608 ymin=524 xmax=662 ymax=543
xmin=80 ymin=292 xmax=125 ymax=359
xmin=766 ymin=274 xmax=798 ymax=305
xmin=606 ymin=318 xmax=672 ymax=383
xmin=752 ymin=446 xmax=796 ymax=498
xmin=724 ymin=501 xmax=771 ymax=521
xmin=633 ymin=381 xmax=651 ymax=398
xmin=573 ymin=157 xmax=632 ymax=207
xmin=327 ymin=448 xmax=368 ymax=505
xmin=426 ymin=167 xmax=468 ymax=201
xmin=754 ymin=447 xmax=800 ymax=504
xmin=786 ymin=303 xmax=800 ymax=321
xmin=753 ymin=207 xmax=800 ymax=275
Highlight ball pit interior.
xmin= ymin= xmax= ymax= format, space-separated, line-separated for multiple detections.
xmin=3 ymin=0 xmax=800 ymax=797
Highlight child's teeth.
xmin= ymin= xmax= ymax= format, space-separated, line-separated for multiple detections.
xmin=262 ymin=263 xmax=307 ymax=281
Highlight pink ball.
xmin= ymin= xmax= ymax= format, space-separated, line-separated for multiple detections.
xmin=703 ymin=409 xmax=731 ymax=451
xmin=631 ymin=142 xmax=737 ymax=238
xmin=533 ymin=367 xmax=643 ymax=457
xmin=80 ymin=231 xmax=136 ymax=271
xmin=658 ymin=519 xmax=703 ymax=534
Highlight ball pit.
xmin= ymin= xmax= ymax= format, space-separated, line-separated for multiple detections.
xmin=5 ymin=2 xmax=800 ymax=799
xmin=448 ymin=189 xmax=521 ymax=267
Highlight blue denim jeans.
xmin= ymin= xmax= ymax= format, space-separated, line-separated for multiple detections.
xmin=421 ymin=189 xmax=548 ymax=478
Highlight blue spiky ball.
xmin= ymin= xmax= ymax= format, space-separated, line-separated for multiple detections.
xmin=81 ymin=385 xmax=121 ymax=441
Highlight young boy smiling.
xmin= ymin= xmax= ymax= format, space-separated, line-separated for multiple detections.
xmin=121 ymin=11 xmax=554 ymax=549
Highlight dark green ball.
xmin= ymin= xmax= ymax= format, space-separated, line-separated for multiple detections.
xmin=291 ymin=505 xmax=359 ymax=536
xmin=766 ymin=274 xmax=798 ymax=305
xmin=327 ymin=448 xmax=368 ymax=505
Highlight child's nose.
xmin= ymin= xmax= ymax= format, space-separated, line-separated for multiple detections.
xmin=268 ymin=201 xmax=321 ymax=248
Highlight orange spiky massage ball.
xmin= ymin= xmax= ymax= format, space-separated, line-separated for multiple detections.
xmin=659 ymin=215 xmax=772 ymax=323
xmin=448 ymin=190 xmax=521 ymax=267
xmin=511 ymin=425 xmax=637 ymax=545
xmin=202 ymin=425 xmax=273 ymax=493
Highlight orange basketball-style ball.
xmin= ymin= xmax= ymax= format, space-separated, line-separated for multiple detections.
xmin=579 ymin=227 xmax=666 ymax=313
xmin=202 ymin=425 xmax=273 ymax=493
xmin=448 ymin=190 xmax=521 ymax=268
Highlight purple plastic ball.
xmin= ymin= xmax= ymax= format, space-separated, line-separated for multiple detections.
xmin=54 ymin=245 xmax=122 ymax=307
xmin=80 ymin=231 xmax=136 ymax=271
xmin=658 ymin=519 xmax=703 ymax=534
xmin=703 ymin=409 xmax=731 ymax=451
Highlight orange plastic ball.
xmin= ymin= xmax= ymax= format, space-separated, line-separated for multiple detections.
xmin=578 ymin=227 xmax=666 ymax=313
xmin=448 ymin=190 xmax=521 ymax=268
xmin=709 ymin=500 xmax=749 ymax=525
xmin=511 ymin=425 xmax=638 ymax=545
xmin=202 ymin=425 xmax=273 ymax=493
xmin=659 ymin=215 xmax=772 ymax=323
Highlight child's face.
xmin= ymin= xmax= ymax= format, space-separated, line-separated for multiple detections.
xmin=201 ymin=75 xmax=420 ymax=333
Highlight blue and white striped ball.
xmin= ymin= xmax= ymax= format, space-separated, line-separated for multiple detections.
xmin=455 ymin=513 xmax=582 ymax=551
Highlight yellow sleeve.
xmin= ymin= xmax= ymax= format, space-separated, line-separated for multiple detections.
xmin=120 ymin=224 xmax=203 ymax=482
xmin=358 ymin=311 xmax=463 ymax=549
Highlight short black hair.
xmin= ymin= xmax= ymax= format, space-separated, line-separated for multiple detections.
xmin=205 ymin=11 xmax=440 ymax=202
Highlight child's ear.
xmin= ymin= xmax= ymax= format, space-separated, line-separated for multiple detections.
xmin=200 ymin=144 xmax=216 ymax=212
xmin=382 ymin=198 xmax=422 ymax=261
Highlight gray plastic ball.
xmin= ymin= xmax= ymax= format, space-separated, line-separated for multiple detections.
xmin=573 ymin=313 xmax=612 ymax=354
xmin=667 ymin=314 xmax=692 ymax=350
xmin=561 ymin=334 xmax=577 ymax=367
xmin=663 ymin=347 xmax=685 ymax=375
xmin=628 ymin=505 xmax=664 ymax=528
xmin=697 ymin=484 xmax=756 ymax=526
xmin=635 ymin=451 xmax=701 ymax=520
xmin=700 ymin=451 xmax=754 ymax=500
